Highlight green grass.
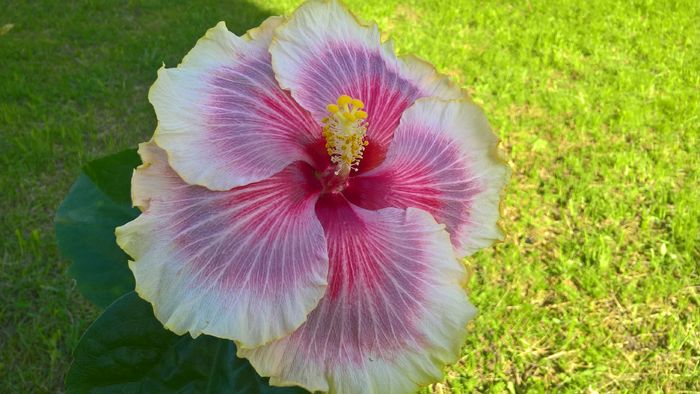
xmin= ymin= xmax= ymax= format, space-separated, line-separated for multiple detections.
xmin=1 ymin=0 xmax=698 ymax=392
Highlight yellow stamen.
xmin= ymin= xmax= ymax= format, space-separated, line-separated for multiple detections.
xmin=337 ymin=95 xmax=352 ymax=107
xmin=321 ymin=94 xmax=368 ymax=174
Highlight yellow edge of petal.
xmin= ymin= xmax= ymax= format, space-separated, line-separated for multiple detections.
xmin=130 ymin=139 xmax=158 ymax=212
xmin=243 ymin=15 xmax=286 ymax=42
xmin=235 ymin=345 xmax=329 ymax=392
xmin=398 ymin=52 xmax=470 ymax=101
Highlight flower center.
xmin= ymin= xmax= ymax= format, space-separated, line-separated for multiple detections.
xmin=321 ymin=94 xmax=369 ymax=176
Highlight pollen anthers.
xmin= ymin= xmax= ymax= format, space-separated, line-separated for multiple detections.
xmin=322 ymin=94 xmax=369 ymax=174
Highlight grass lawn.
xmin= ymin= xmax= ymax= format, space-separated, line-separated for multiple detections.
xmin=1 ymin=0 xmax=698 ymax=392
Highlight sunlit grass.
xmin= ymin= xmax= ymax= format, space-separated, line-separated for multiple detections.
xmin=1 ymin=0 xmax=697 ymax=392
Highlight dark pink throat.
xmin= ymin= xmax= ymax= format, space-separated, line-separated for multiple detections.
xmin=316 ymin=166 xmax=351 ymax=194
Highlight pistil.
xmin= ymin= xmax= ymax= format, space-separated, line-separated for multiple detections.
xmin=321 ymin=94 xmax=369 ymax=177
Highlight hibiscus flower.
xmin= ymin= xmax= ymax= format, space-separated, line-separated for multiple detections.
xmin=115 ymin=0 xmax=509 ymax=392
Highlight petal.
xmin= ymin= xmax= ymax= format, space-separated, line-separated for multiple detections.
xmin=345 ymin=98 xmax=510 ymax=257
xmin=240 ymin=195 xmax=475 ymax=393
xmin=270 ymin=0 xmax=462 ymax=170
xmin=116 ymin=142 xmax=328 ymax=348
xmin=149 ymin=17 xmax=323 ymax=191
xmin=130 ymin=138 xmax=171 ymax=211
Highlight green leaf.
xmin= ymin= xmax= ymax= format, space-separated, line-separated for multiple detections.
xmin=55 ymin=149 xmax=140 ymax=308
xmin=67 ymin=292 xmax=309 ymax=394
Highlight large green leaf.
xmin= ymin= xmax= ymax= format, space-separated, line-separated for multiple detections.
xmin=67 ymin=292 xmax=308 ymax=394
xmin=55 ymin=149 xmax=140 ymax=308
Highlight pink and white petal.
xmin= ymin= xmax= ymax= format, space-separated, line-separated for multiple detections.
xmin=240 ymin=195 xmax=475 ymax=393
xmin=130 ymin=138 xmax=177 ymax=211
xmin=149 ymin=17 xmax=322 ymax=191
xmin=116 ymin=142 xmax=328 ymax=348
xmin=270 ymin=0 xmax=462 ymax=168
xmin=345 ymin=98 xmax=510 ymax=257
